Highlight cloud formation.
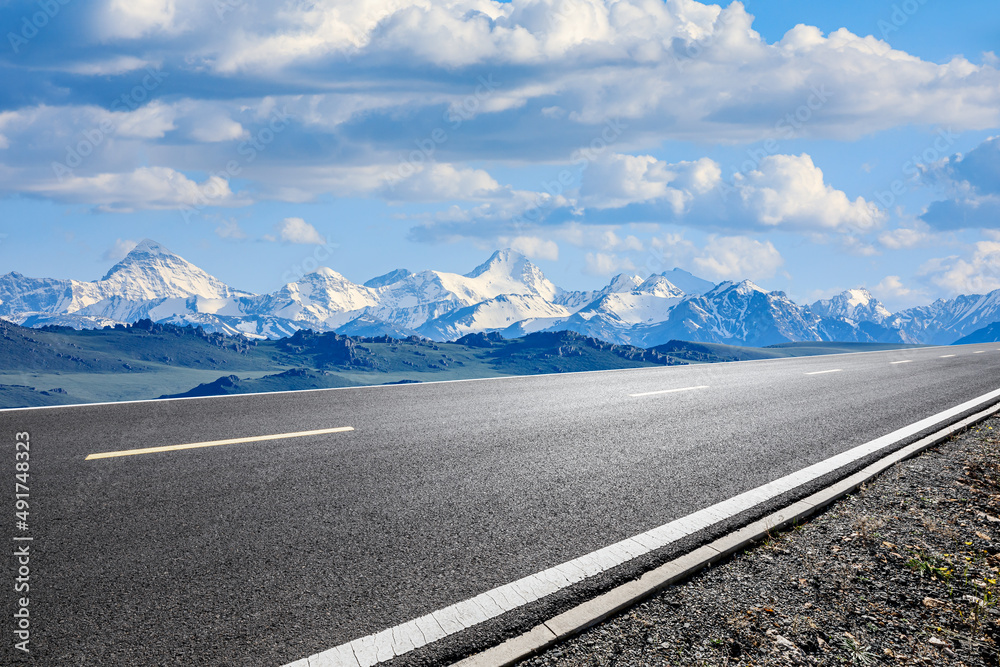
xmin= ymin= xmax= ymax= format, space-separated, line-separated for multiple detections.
xmin=922 ymin=241 xmax=1000 ymax=295
xmin=270 ymin=218 xmax=327 ymax=245
xmin=28 ymin=167 xmax=244 ymax=212
xmin=921 ymin=136 xmax=1000 ymax=230
xmin=691 ymin=235 xmax=784 ymax=281
xmin=0 ymin=0 xmax=997 ymax=215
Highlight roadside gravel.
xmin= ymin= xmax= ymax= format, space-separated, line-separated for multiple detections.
xmin=518 ymin=415 xmax=1000 ymax=666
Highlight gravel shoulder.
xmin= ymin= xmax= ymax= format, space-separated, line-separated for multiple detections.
xmin=518 ymin=415 xmax=1000 ymax=667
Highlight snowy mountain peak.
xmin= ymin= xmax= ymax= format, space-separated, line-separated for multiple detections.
xmin=100 ymin=239 xmax=245 ymax=301
xmin=635 ymin=275 xmax=686 ymax=298
xmin=363 ymin=268 xmax=412 ymax=289
xmin=605 ymin=273 xmax=644 ymax=293
xmin=466 ymin=249 xmax=530 ymax=279
xmin=811 ymin=288 xmax=891 ymax=325
xmin=708 ymin=279 xmax=766 ymax=298
xmin=846 ymin=288 xmax=875 ymax=307
xmin=659 ymin=268 xmax=716 ymax=295
xmin=131 ymin=238 xmax=172 ymax=256
xmin=462 ymin=249 xmax=559 ymax=301
xmin=310 ymin=267 xmax=347 ymax=280
xmin=102 ymin=239 xmax=178 ymax=280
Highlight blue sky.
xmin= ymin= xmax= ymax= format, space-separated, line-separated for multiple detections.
xmin=1 ymin=0 xmax=999 ymax=310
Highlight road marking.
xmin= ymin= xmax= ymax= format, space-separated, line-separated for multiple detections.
xmin=84 ymin=427 xmax=354 ymax=460
xmin=629 ymin=385 xmax=709 ymax=397
xmin=940 ymin=354 xmax=956 ymax=358
xmin=804 ymin=369 xmax=842 ymax=376
xmin=286 ymin=386 xmax=1000 ymax=667
xmin=975 ymin=350 xmax=986 ymax=354
xmin=890 ymin=360 xmax=913 ymax=365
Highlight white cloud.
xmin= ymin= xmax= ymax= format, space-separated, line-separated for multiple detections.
xmin=112 ymin=101 xmax=177 ymax=139
xmin=383 ymin=163 xmax=503 ymax=202
xmin=921 ymin=241 xmax=1000 ymax=295
xmin=921 ymin=136 xmax=1000 ymax=230
xmin=28 ymin=166 xmax=245 ymax=212
xmin=272 ymin=217 xmax=326 ymax=245
xmin=691 ymin=235 xmax=784 ymax=281
xmin=580 ymin=152 xmax=881 ymax=233
xmin=878 ymin=226 xmax=931 ymax=250
xmin=584 ymin=252 xmax=635 ymax=277
xmin=582 ymin=155 xmax=720 ymax=212
xmin=731 ymin=154 xmax=881 ymax=232
xmin=63 ymin=56 xmax=158 ymax=75
xmin=215 ymin=220 xmax=248 ymax=240
xmin=503 ymin=236 xmax=559 ymax=261
xmin=874 ymin=275 xmax=914 ymax=299
xmin=102 ymin=238 xmax=138 ymax=261
xmin=76 ymin=0 xmax=1000 ymax=143
xmin=188 ymin=113 xmax=246 ymax=143
xmin=839 ymin=235 xmax=880 ymax=257
xmin=98 ymin=0 xmax=183 ymax=40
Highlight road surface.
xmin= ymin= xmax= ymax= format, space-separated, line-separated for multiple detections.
xmin=2 ymin=343 xmax=1000 ymax=666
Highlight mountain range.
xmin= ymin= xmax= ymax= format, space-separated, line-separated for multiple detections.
xmin=2 ymin=239 xmax=999 ymax=347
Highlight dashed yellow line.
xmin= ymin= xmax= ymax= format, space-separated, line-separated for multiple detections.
xmin=85 ymin=427 xmax=354 ymax=460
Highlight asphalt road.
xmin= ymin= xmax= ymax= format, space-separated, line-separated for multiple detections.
xmin=3 ymin=343 xmax=1000 ymax=666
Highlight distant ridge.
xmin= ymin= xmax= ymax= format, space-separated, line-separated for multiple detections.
xmin=1 ymin=241 xmax=998 ymax=347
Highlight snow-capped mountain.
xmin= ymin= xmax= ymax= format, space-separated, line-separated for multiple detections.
xmin=367 ymin=249 xmax=562 ymax=331
xmin=657 ymin=268 xmax=715 ymax=296
xmin=630 ymin=280 xmax=825 ymax=348
xmin=554 ymin=272 xmax=643 ymax=311
xmin=539 ymin=274 xmax=689 ymax=345
xmin=100 ymin=239 xmax=248 ymax=302
xmin=810 ymin=288 xmax=891 ymax=325
xmin=0 ymin=239 xmax=258 ymax=329
xmin=890 ymin=291 xmax=1000 ymax=344
xmin=418 ymin=294 xmax=572 ymax=341
xmin=3 ymin=238 xmax=999 ymax=348
xmin=251 ymin=267 xmax=379 ymax=331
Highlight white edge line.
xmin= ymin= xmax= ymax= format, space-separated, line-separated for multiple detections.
xmin=0 ymin=343 xmax=956 ymax=414
xmin=288 ymin=384 xmax=1000 ymax=667
xmin=629 ymin=385 xmax=709 ymax=397
xmin=804 ymin=369 xmax=842 ymax=376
